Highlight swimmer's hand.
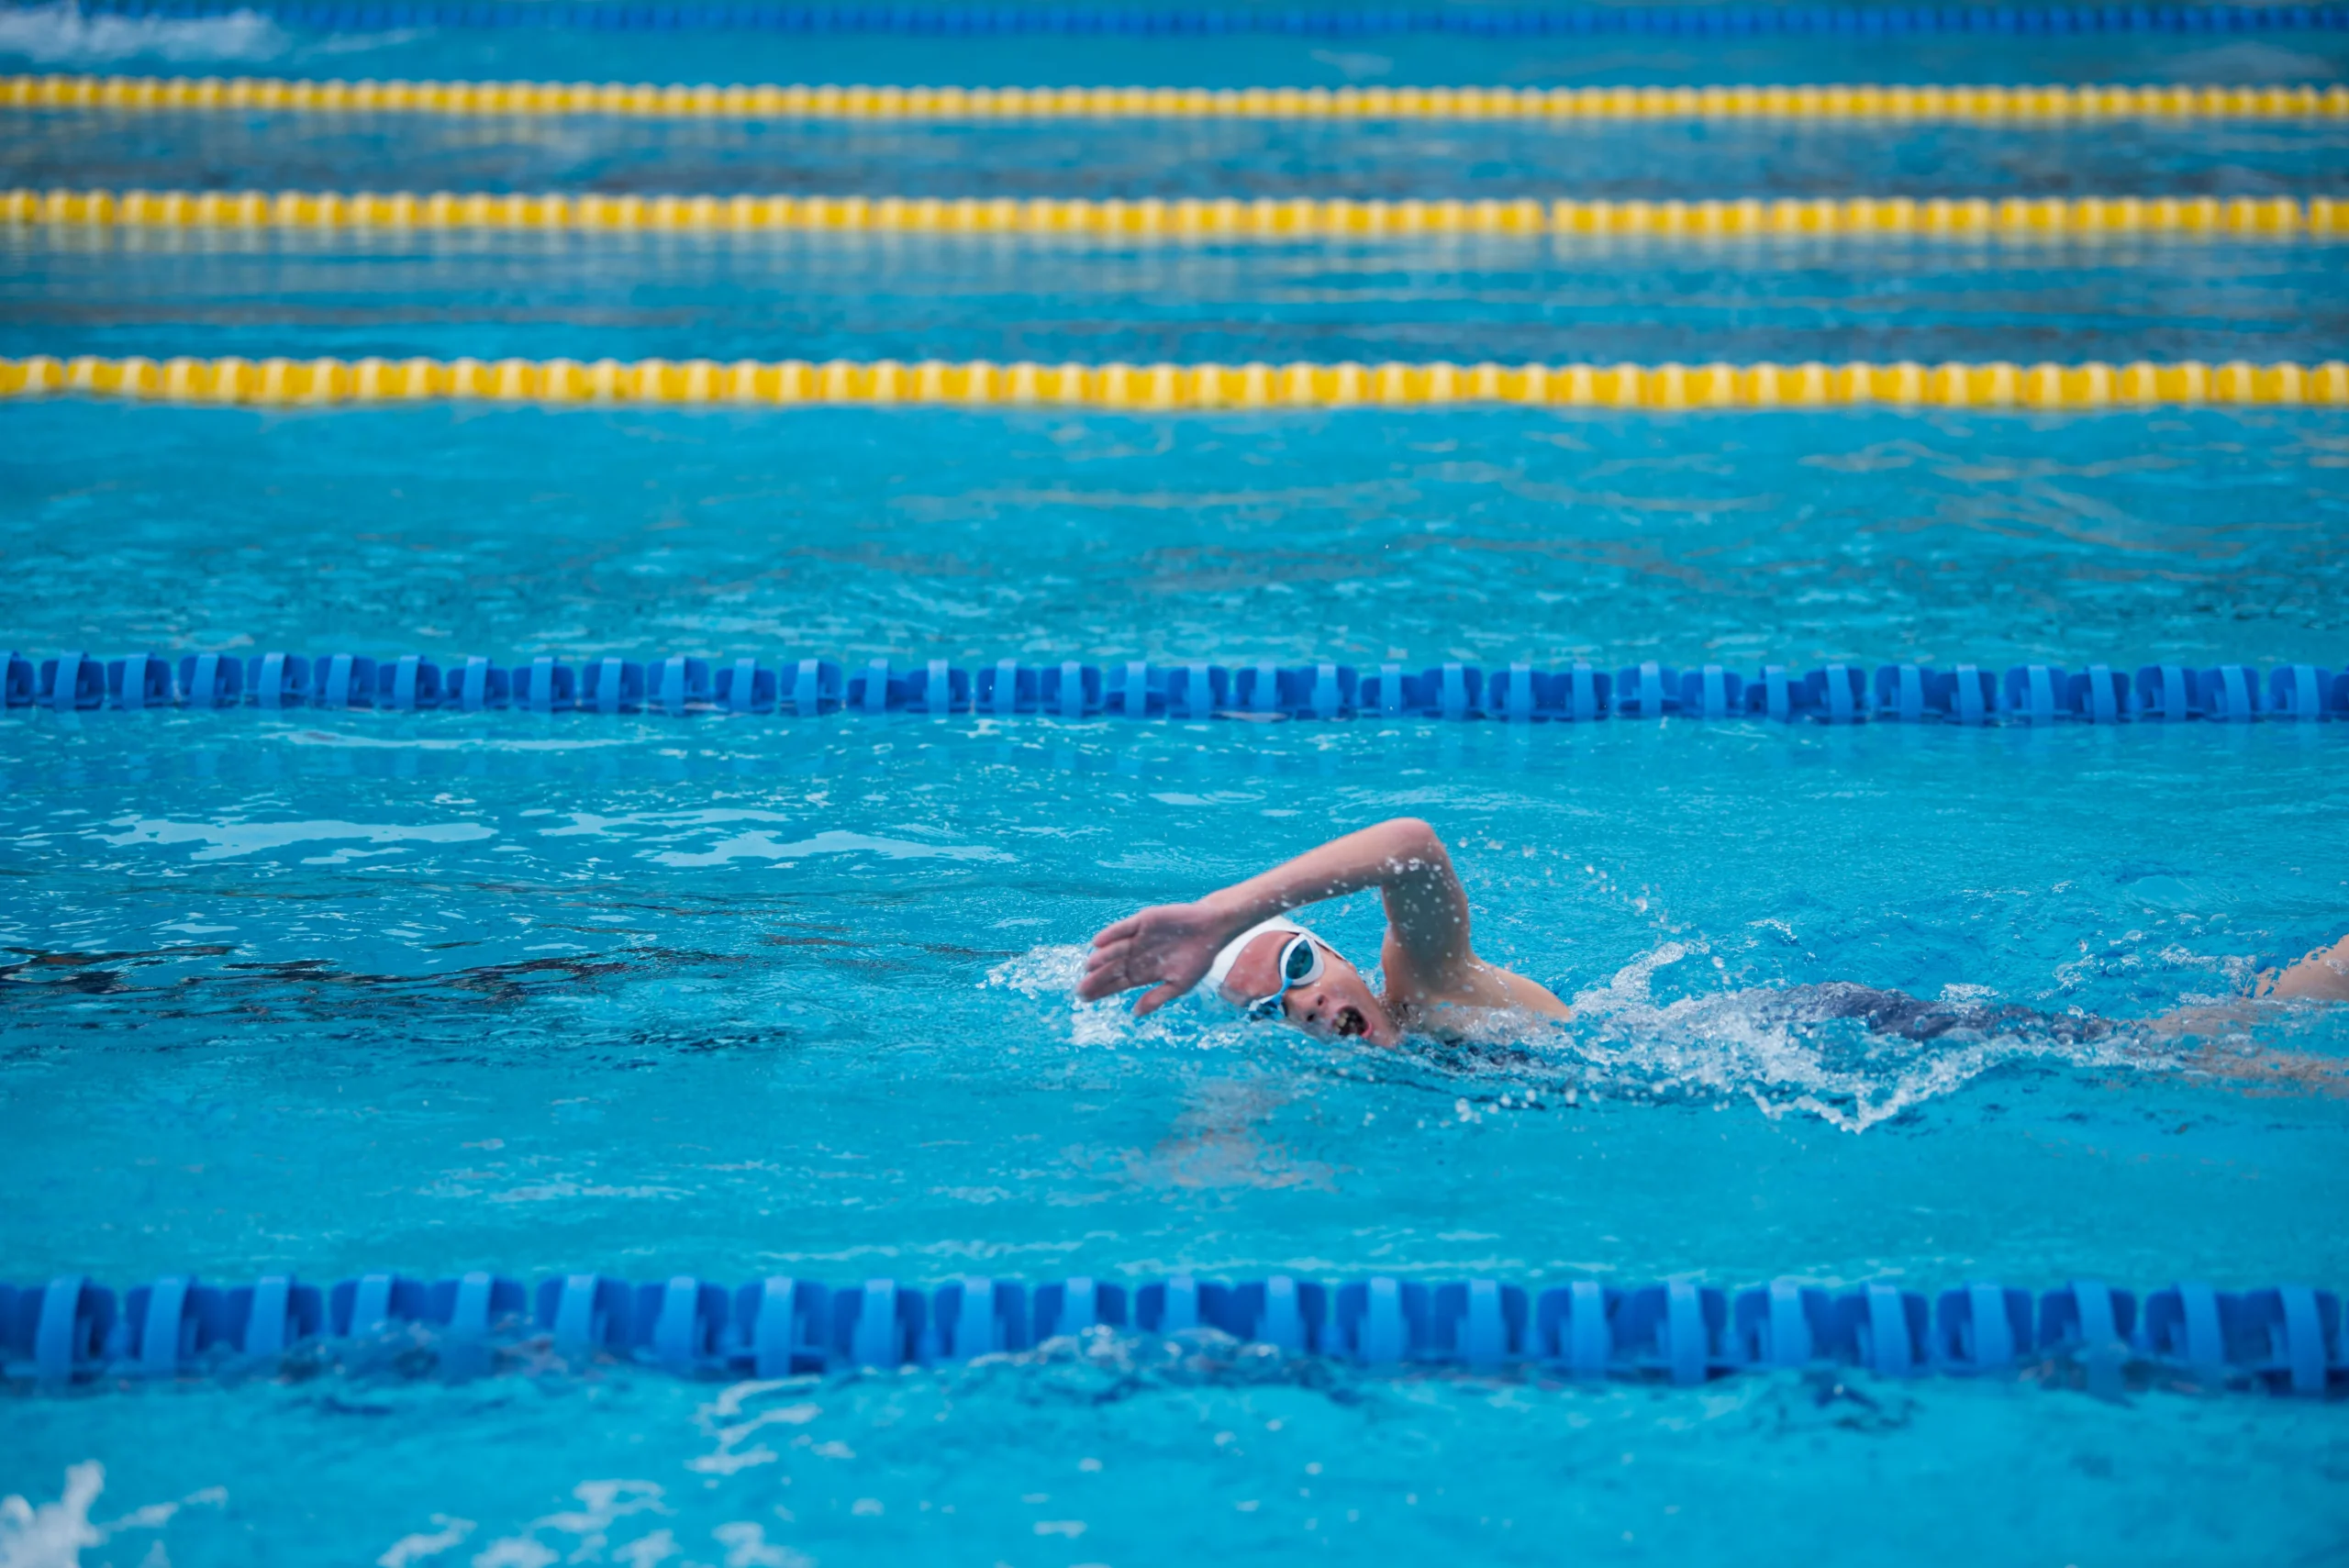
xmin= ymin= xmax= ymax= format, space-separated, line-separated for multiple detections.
xmin=1078 ymin=901 xmax=1237 ymax=1016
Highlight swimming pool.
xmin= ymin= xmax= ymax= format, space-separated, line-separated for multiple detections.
xmin=5 ymin=5 xmax=2348 ymax=1565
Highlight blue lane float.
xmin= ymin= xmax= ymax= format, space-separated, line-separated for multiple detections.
xmin=2 ymin=1270 xmax=2341 ymax=1395
xmin=6 ymin=651 xmax=2344 ymax=725
xmin=13 ymin=0 xmax=2344 ymax=37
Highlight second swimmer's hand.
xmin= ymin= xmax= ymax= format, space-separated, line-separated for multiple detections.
xmin=1077 ymin=901 xmax=1235 ymax=1016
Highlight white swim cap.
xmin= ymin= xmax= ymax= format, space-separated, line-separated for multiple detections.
xmin=1205 ymin=916 xmax=1317 ymax=1004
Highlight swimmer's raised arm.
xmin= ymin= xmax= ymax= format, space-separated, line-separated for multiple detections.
xmin=1078 ymin=817 xmax=1475 ymax=1016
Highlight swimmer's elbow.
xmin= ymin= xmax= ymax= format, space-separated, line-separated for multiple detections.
xmin=1373 ymin=817 xmax=1449 ymax=867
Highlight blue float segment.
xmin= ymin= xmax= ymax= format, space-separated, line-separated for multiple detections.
xmin=2135 ymin=663 xmax=2202 ymax=721
xmin=1678 ymin=664 xmax=1746 ymax=718
xmin=1615 ymin=662 xmax=1681 ymax=719
xmin=451 ymin=656 xmax=510 ymax=711
xmin=514 ymin=656 xmax=577 ymax=714
xmin=535 ymin=1273 xmax=634 ymax=1354
xmin=933 ymin=1276 xmax=1029 ymax=1358
xmin=730 ymin=1277 xmax=830 ymax=1376
xmin=1427 ymin=1279 xmax=1522 ymax=1368
xmin=975 ymin=658 xmax=1033 ymax=716
xmin=328 ymin=1273 xmax=427 ymax=1337
xmin=1100 ymin=660 xmax=1158 ymax=718
xmin=2067 ymin=663 xmax=2132 ymax=723
xmin=2235 ymin=1286 xmax=2340 ymax=1396
xmin=243 ymin=651 xmax=313 ymax=708
xmin=1 ymin=651 xmax=33 ymax=707
xmin=1133 ymin=1274 xmax=1202 ymax=1336
xmin=1616 ymin=1279 xmax=1731 ymax=1384
xmin=1285 ymin=662 xmax=1357 ymax=719
xmin=2199 ymin=663 xmax=2267 ymax=721
xmin=1330 ymin=1277 xmax=1426 ymax=1364
xmin=106 ymin=652 xmax=175 ymax=711
xmin=1532 ymin=1280 xmax=1619 ymax=1375
xmin=120 ymin=1276 xmax=225 ymax=1375
xmin=36 ymin=652 xmax=106 ymax=712
xmin=1484 ymin=662 xmax=1533 ymax=722
xmin=2139 ymin=1281 xmax=2234 ymax=1378
xmin=1043 ymin=660 xmax=1101 ymax=717
xmin=309 ymin=653 xmax=376 ymax=709
xmin=580 ymin=657 xmax=645 ymax=715
xmin=1875 ymin=662 xmax=1932 ymax=721
xmin=783 ymin=657 xmax=843 ymax=717
xmin=1803 ymin=662 xmax=1869 ymax=723
xmin=2267 ymin=664 xmax=2335 ymax=720
xmin=1218 ymin=1275 xmax=1326 ymax=1353
xmin=980 ymin=658 xmax=1106 ymax=717
xmin=2036 ymin=1280 xmax=2139 ymax=1354
xmin=3 ymin=1277 xmax=118 ymax=1381
xmin=1731 ymin=1279 xmax=1832 ymax=1367
xmin=900 ymin=658 xmax=971 ymax=715
xmin=1932 ymin=1283 xmax=2034 ymax=1373
xmin=427 ymin=1273 xmax=527 ymax=1339
xmin=2000 ymin=663 xmax=2068 ymax=723
xmin=174 ymin=652 xmax=243 ymax=708
xmin=1359 ymin=662 xmax=1477 ymax=718
xmin=630 ymin=1276 xmax=731 ymax=1372
xmin=848 ymin=658 xmax=891 ymax=715
xmin=222 ymin=1274 xmax=324 ymax=1356
xmin=374 ymin=654 xmax=443 ymax=710
xmin=1943 ymin=662 xmax=1997 ymax=723
xmin=715 ymin=657 xmax=774 ymax=714
xmin=1749 ymin=663 xmax=1798 ymax=720
xmin=653 ymin=655 xmax=712 ymax=716
xmin=1162 ymin=662 xmax=1226 ymax=719
xmin=1828 ymin=1284 xmax=1930 ymax=1376
xmin=1034 ymin=1276 xmax=1130 ymax=1340
xmin=831 ymin=1278 xmax=920 ymax=1367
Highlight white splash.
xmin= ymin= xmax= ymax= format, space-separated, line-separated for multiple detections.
xmin=0 ymin=1463 xmax=224 ymax=1568
xmin=0 ymin=2 xmax=284 ymax=63
xmin=983 ymin=942 xmax=1088 ymax=998
xmin=982 ymin=943 xmax=1233 ymax=1050
xmin=687 ymin=1384 xmax=823 ymax=1477
xmin=101 ymin=816 xmax=495 ymax=862
xmin=1559 ymin=943 xmax=2154 ymax=1134
xmin=375 ymin=1516 xmax=473 ymax=1568
xmin=456 ymin=1482 xmax=669 ymax=1568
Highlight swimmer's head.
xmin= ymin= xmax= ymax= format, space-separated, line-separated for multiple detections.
xmin=1208 ymin=917 xmax=1400 ymax=1047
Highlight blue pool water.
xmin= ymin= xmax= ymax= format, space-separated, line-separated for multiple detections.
xmin=5 ymin=6 xmax=2349 ymax=1566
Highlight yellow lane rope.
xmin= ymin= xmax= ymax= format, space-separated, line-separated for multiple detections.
xmin=6 ymin=74 xmax=2348 ymax=122
xmin=4 ymin=355 xmax=2343 ymax=410
xmin=6 ymin=187 xmax=2342 ymax=240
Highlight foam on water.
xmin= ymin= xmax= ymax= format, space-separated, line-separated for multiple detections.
xmin=1553 ymin=942 xmax=2171 ymax=1133
xmin=0 ymin=1462 xmax=223 ymax=1568
xmin=0 ymin=1 xmax=283 ymax=62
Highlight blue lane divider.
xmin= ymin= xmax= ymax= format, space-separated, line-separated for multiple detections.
xmin=7 ymin=651 xmax=2344 ymax=726
xmin=3 ymin=1271 xmax=2340 ymax=1394
xmin=14 ymin=1 xmax=2343 ymax=37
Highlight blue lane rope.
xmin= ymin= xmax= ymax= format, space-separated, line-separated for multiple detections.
xmin=6 ymin=650 xmax=2343 ymax=724
xmin=10 ymin=1 xmax=2346 ymax=38
xmin=3 ymin=1269 xmax=2340 ymax=1393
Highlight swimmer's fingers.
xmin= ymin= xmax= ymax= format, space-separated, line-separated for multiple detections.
xmin=1132 ymin=982 xmax=1186 ymax=1017
xmin=1075 ymin=940 xmax=1151 ymax=1001
xmin=1087 ymin=913 xmax=1143 ymax=950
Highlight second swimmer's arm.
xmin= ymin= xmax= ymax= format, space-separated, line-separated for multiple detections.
xmin=1078 ymin=817 xmax=1475 ymax=1014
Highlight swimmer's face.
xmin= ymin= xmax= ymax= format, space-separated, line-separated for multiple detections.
xmin=1218 ymin=931 xmax=1400 ymax=1048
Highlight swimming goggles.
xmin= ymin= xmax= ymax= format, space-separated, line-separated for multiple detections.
xmin=1245 ymin=932 xmax=1326 ymax=1019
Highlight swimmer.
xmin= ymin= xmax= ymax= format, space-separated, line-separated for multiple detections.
xmin=1078 ymin=817 xmax=1570 ymax=1046
xmin=1077 ymin=817 xmax=2349 ymax=1051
